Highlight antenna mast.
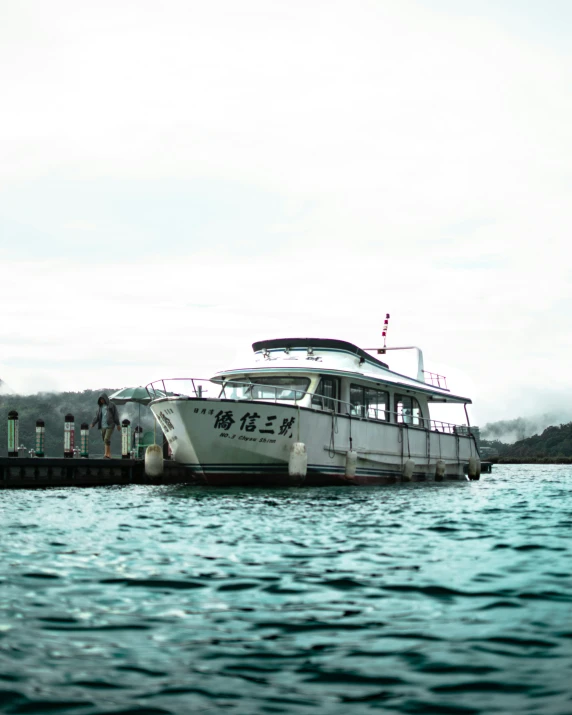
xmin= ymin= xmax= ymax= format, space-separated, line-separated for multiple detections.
xmin=378 ymin=313 xmax=390 ymax=354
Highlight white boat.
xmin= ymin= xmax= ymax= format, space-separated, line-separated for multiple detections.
xmin=147 ymin=337 xmax=481 ymax=487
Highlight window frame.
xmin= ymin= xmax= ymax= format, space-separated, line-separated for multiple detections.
xmin=349 ymin=383 xmax=389 ymax=421
xmin=220 ymin=376 xmax=310 ymax=401
xmin=394 ymin=394 xmax=424 ymax=427
xmin=311 ymin=376 xmax=341 ymax=412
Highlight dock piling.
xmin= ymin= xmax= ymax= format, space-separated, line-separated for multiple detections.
xmin=80 ymin=423 xmax=89 ymax=458
xmin=133 ymin=425 xmax=143 ymax=459
xmin=121 ymin=419 xmax=131 ymax=459
xmin=64 ymin=414 xmax=75 ymax=459
xmin=35 ymin=419 xmax=45 ymax=458
xmin=8 ymin=411 xmax=18 ymax=457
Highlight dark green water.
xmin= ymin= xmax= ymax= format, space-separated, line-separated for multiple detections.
xmin=1 ymin=465 xmax=571 ymax=714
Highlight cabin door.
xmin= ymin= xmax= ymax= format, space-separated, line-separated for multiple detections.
xmin=311 ymin=377 xmax=341 ymax=412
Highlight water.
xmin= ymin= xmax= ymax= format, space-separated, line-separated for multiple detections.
xmin=1 ymin=465 xmax=571 ymax=715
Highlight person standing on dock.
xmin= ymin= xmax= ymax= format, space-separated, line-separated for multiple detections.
xmin=91 ymin=393 xmax=121 ymax=458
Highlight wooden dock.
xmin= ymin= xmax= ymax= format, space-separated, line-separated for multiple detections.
xmin=0 ymin=457 xmax=202 ymax=489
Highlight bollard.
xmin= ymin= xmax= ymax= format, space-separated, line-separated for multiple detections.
xmin=121 ymin=419 xmax=131 ymax=459
xmin=35 ymin=419 xmax=45 ymax=458
xmin=80 ymin=423 xmax=89 ymax=458
xmin=64 ymin=414 xmax=75 ymax=458
xmin=133 ymin=425 xmax=143 ymax=459
xmin=8 ymin=411 xmax=19 ymax=457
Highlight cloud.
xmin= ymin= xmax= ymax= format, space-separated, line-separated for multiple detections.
xmin=0 ymin=251 xmax=564 ymax=429
xmin=1 ymin=0 xmax=571 ymax=427
xmin=2 ymin=0 xmax=570 ymax=195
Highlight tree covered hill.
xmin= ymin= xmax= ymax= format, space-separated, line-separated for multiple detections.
xmin=481 ymin=421 xmax=572 ymax=462
xmin=0 ymin=390 xmax=157 ymax=458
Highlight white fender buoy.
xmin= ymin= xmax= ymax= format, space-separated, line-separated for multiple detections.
xmin=468 ymin=457 xmax=481 ymax=480
xmin=435 ymin=460 xmax=446 ymax=481
xmin=288 ymin=442 xmax=307 ymax=478
xmin=402 ymin=459 xmax=415 ymax=481
xmin=145 ymin=444 xmax=164 ymax=477
xmin=345 ymin=449 xmax=358 ymax=478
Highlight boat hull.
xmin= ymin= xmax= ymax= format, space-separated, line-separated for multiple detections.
xmin=151 ymin=397 xmax=479 ymax=487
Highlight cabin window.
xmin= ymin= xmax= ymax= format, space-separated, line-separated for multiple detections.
xmin=395 ymin=395 xmax=423 ymax=426
xmin=350 ymin=384 xmax=389 ymax=420
xmin=220 ymin=376 xmax=310 ymax=401
xmin=311 ymin=377 xmax=340 ymax=411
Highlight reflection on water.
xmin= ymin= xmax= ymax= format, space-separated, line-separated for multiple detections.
xmin=1 ymin=465 xmax=572 ymax=714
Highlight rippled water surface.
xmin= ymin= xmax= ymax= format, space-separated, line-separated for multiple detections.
xmin=1 ymin=465 xmax=572 ymax=714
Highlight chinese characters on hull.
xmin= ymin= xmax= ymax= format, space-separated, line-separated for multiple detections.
xmin=214 ymin=410 xmax=235 ymax=430
xmin=157 ymin=410 xmax=174 ymax=432
xmin=213 ymin=410 xmax=295 ymax=437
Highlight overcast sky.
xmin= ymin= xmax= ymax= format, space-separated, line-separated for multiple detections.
xmin=1 ymin=0 xmax=571 ymax=424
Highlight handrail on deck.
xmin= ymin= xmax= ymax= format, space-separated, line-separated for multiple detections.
xmin=422 ymin=370 xmax=448 ymax=390
xmin=146 ymin=377 xmax=471 ymax=436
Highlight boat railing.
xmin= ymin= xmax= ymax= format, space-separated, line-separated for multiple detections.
xmin=422 ymin=370 xmax=448 ymax=390
xmin=146 ymin=377 xmax=217 ymax=400
xmin=146 ymin=378 xmax=470 ymax=436
xmin=146 ymin=377 xmax=310 ymax=401
xmin=335 ymin=402 xmax=466 ymax=435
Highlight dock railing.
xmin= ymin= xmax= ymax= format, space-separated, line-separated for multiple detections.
xmin=146 ymin=378 xmax=471 ymax=436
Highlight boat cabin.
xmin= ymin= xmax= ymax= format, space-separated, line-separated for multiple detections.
xmin=213 ymin=338 xmax=470 ymax=433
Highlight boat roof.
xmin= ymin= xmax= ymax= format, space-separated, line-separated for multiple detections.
xmin=253 ymin=337 xmax=389 ymax=370
xmin=213 ymin=337 xmax=472 ymax=404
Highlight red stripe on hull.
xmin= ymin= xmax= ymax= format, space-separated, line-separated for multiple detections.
xmin=205 ymin=472 xmax=404 ymax=487
xmin=205 ymin=472 xmax=304 ymax=488
xmin=343 ymin=474 xmax=400 ymax=486
xmin=200 ymin=471 xmax=465 ymax=488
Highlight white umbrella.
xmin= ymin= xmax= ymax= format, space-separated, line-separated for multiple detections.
xmin=109 ymin=386 xmax=165 ymax=437
xmin=110 ymin=385 xmax=171 ymax=449
xmin=109 ymin=386 xmax=156 ymax=405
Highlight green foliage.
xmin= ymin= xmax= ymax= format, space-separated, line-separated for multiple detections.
xmin=489 ymin=421 xmax=572 ymax=461
xmin=0 ymin=390 xmax=157 ymax=458
xmin=480 ymin=439 xmax=510 ymax=455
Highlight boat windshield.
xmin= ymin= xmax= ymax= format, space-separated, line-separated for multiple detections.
xmin=219 ymin=376 xmax=310 ymax=401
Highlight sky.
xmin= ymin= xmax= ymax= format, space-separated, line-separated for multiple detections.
xmin=1 ymin=0 xmax=571 ymax=426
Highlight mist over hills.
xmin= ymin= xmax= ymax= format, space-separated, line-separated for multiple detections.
xmin=481 ymin=415 xmax=572 ymax=461
xmin=482 ymin=424 xmax=572 ymax=461
xmin=481 ymin=412 xmax=572 ymax=444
